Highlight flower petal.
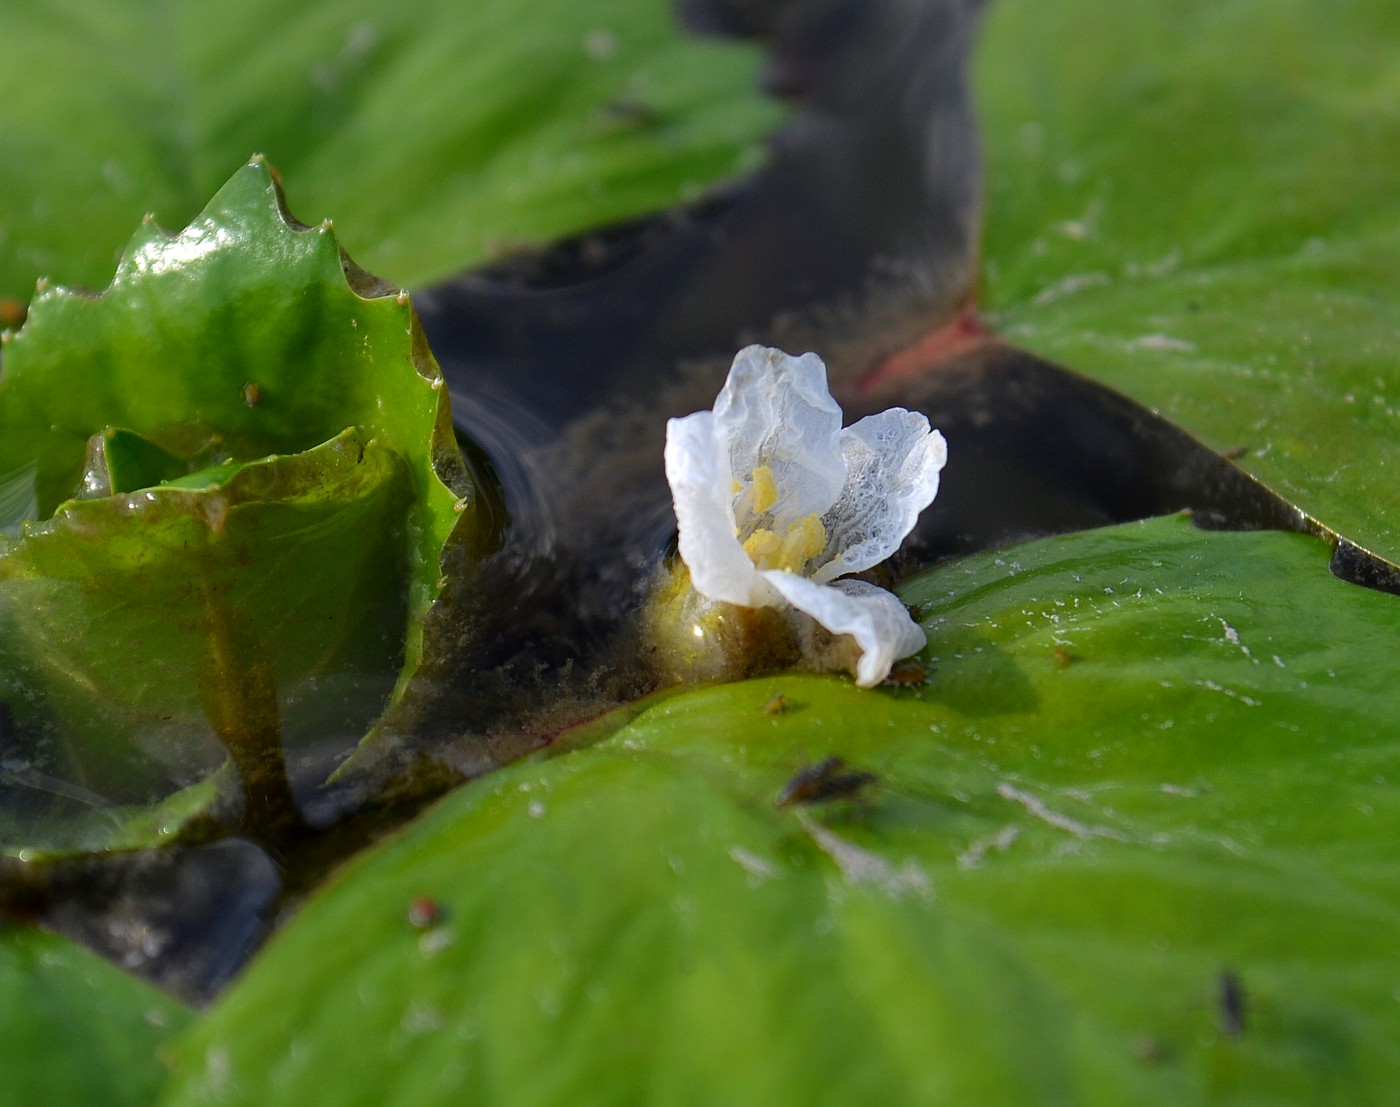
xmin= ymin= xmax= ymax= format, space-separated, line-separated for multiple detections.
xmin=713 ymin=346 xmax=845 ymax=530
xmin=665 ymin=409 xmax=771 ymax=606
xmin=762 ymin=572 xmax=926 ymax=687
xmin=812 ymin=412 xmax=946 ymax=582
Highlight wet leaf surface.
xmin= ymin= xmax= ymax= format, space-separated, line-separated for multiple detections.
xmin=0 ymin=773 xmax=232 ymax=866
xmin=0 ymin=160 xmax=490 ymax=858
xmin=0 ymin=926 xmax=190 ymax=1107
xmin=0 ymin=0 xmax=783 ymax=299
xmin=162 ymin=516 xmax=1400 ymax=1106
xmin=975 ymin=0 xmax=1400 ymax=563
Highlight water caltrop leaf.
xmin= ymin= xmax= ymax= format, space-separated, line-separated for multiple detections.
xmin=158 ymin=713 xmax=1071 ymax=1107
xmin=0 ymin=0 xmax=783 ymax=300
xmin=975 ymin=0 xmax=1400 ymax=564
xmin=0 ymin=773 xmax=233 ymax=865
xmin=0 ymin=926 xmax=190 ymax=1107
xmin=0 ymin=159 xmax=489 ymax=847
xmin=1 ymin=431 xmax=410 ymax=806
xmin=162 ymin=515 xmax=1400 ymax=1104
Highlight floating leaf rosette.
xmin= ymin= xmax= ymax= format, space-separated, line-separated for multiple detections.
xmin=0 ymin=158 xmax=493 ymax=854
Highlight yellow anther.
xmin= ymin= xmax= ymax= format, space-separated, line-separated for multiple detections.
xmin=749 ymin=465 xmax=779 ymax=514
xmin=742 ymin=515 xmax=826 ymax=572
xmin=743 ymin=528 xmax=782 ymax=568
xmin=777 ymin=514 xmax=827 ymax=571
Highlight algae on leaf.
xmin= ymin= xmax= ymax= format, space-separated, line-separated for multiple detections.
xmin=0 ymin=158 xmax=493 ymax=852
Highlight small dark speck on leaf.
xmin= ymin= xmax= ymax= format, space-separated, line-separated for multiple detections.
xmin=885 ymin=659 xmax=927 ymax=687
xmin=0 ymin=297 xmax=25 ymax=329
xmin=1220 ymin=445 xmax=1248 ymax=461
xmin=1053 ymin=646 xmax=1073 ymax=668
xmin=1218 ymin=969 xmax=1246 ymax=1036
xmin=407 ymin=896 xmax=443 ymax=929
xmin=1131 ymin=1035 xmax=1174 ymax=1066
xmin=776 ymin=757 xmax=876 ymax=807
xmin=761 ymin=692 xmax=787 ymax=716
xmin=243 ymin=382 xmax=261 ymax=408
xmin=595 ymin=99 xmax=663 ymax=129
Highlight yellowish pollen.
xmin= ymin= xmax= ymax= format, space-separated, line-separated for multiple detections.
xmin=749 ymin=465 xmax=779 ymax=515
xmin=743 ymin=528 xmax=782 ymax=567
xmin=742 ymin=515 xmax=827 ymax=573
xmin=779 ymin=514 xmax=827 ymax=569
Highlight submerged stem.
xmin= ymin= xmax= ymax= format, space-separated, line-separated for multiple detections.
xmin=197 ymin=578 xmax=300 ymax=837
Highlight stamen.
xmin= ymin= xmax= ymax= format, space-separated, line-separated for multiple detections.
xmin=742 ymin=516 xmax=826 ymax=572
xmin=749 ymin=465 xmax=779 ymax=515
xmin=743 ymin=528 xmax=782 ymax=568
xmin=777 ymin=515 xmax=826 ymax=571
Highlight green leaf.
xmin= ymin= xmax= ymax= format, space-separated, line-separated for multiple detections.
xmin=158 ymin=720 xmax=1072 ymax=1107
xmin=0 ymin=926 xmax=190 ymax=1107
xmin=0 ymin=773 xmax=233 ymax=864
xmin=0 ymin=0 xmax=783 ymax=299
xmin=1 ymin=430 xmax=411 ymax=805
xmin=0 ymin=159 xmax=490 ymax=847
xmin=89 ymin=428 xmax=191 ymax=497
xmin=161 ymin=517 xmax=1400 ymax=1104
xmin=0 ymin=463 xmax=36 ymax=535
xmin=975 ymin=0 xmax=1400 ymax=562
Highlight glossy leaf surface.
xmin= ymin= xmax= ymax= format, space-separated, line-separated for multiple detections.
xmin=161 ymin=517 xmax=1400 ymax=1105
xmin=0 ymin=0 xmax=782 ymax=298
xmin=0 ymin=927 xmax=189 ymax=1107
xmin=976 ymin=0 xmax=1400 ymax=560
xmin=0 ymin=161 xmax=485 ymax=849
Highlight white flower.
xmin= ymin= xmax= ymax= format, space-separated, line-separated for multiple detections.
xmin=664 ymin=345 xmax=947 ymax=687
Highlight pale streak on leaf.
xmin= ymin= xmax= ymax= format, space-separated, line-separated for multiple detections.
xmin=797 ymin=811 xmax=931 ymax=898
xmin=727 ymin=845 xmax=779 ymax=884
xmin=956 ymin=824 xmax=1020 ymax=870
xmin=996 ymin=783 xmax=1126 ymax=842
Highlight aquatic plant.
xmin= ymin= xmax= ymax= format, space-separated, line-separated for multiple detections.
xmin=2 ymin=1 xmax=1399 ymax=1105
xmin=662 ymin=344 xmax=945 ymax=686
